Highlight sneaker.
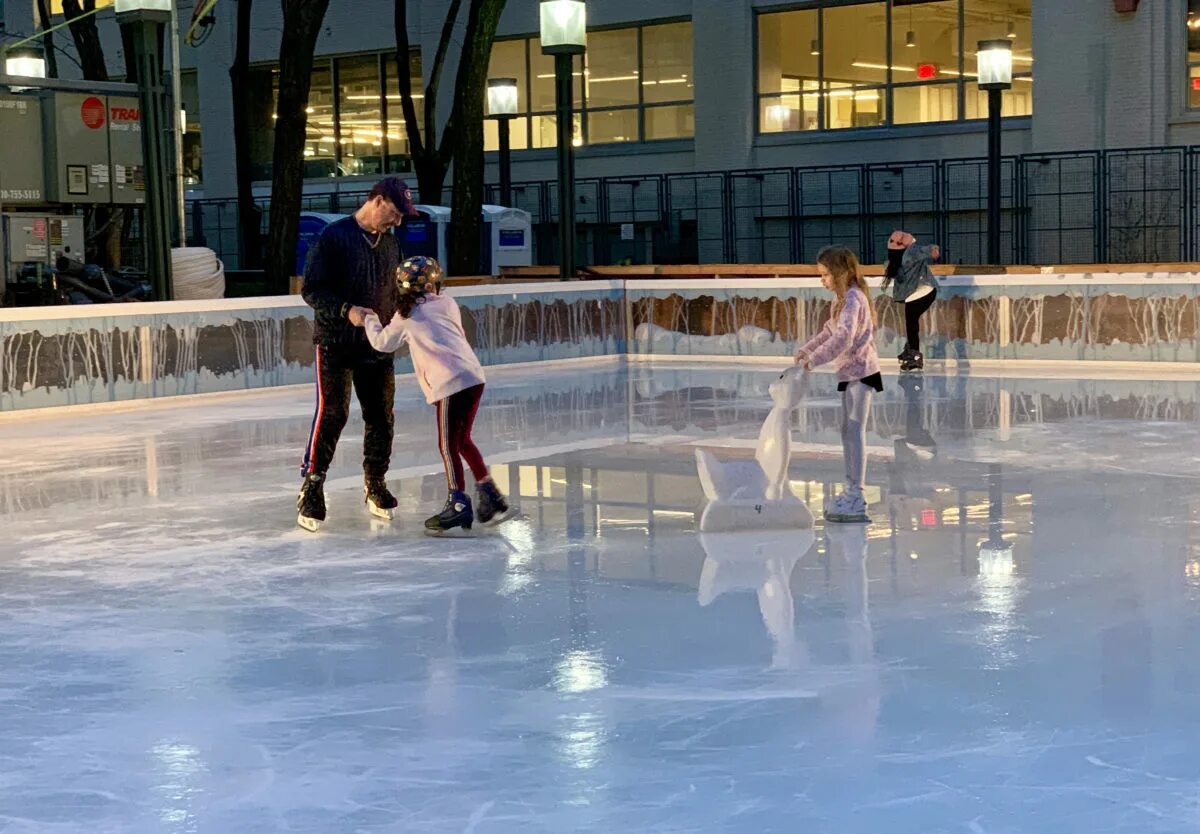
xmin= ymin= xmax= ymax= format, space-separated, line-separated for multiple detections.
xmin=364 ymin=476 xmax=398 ymax=521
xmin=476 ymin=480 xmax=510 ymax=525
xmin=297 ymin=473 xmax=326 ymax=532
xmin=825 ymin=491 xmax=870 ymax=524
xmin=426 ymin=490 xmax=474 ymax=533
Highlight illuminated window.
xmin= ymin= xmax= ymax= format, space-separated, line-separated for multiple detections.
xmin=46 ymin=0 xmax=113 ymax=13
xmin=756 ymin=1 xmax=1032 ymax=133
xmin=1188 ymin=0 xmax=1200 ymax=108
xmin=249 ymin=49 xmax=422 ymax=181
xmin=180 ymin=70 xmax=202 ymax=185
xmin=337 ymin=55 xmax=383 ymax=178
xmin=485 ymin=19 xmax=695 ymax=150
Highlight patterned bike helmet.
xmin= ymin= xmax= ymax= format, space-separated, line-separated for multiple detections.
xmin=396 ymin=256 xmax=444 ymax=302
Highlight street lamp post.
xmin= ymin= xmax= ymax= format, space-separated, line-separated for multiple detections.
xmin=116 ymin=0 xmax=174 ymax=301
xmin=4 ymin=44 xmax=47 ymax=93
xmin=487 ymin=77 xmax=519 ymax=208
xmin=540 ymin=0 xmax=586 ymax=281
xmin=977 ymin=39 xmax=1013 ymax=266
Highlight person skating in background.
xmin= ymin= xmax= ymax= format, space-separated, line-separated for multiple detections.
xmin=355 ymin=256 xmax=510 ymax=535
xmin=883 ymin=230 xmax=941 ymax=373
xmin=795 ymin=245 xmax=882 ymax=524
xmin=296 ymin=177 xmax=418 ymax=532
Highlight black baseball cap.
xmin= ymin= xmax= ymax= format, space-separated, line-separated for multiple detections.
xmin=369 ymin=176 xmax=418 ymax=216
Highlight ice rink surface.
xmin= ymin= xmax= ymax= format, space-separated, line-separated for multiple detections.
xmin=5 ymin=359 xmax=1200 ymax=833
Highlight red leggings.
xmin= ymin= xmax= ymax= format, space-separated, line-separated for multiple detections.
xmin=437 ymin=384 xmax=489 ymax=492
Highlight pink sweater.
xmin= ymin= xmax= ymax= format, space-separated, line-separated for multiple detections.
xmin=363 ymin=294 xmax=486 ymax=405
xmin=796 ymin=287 xmax=881 ymax=382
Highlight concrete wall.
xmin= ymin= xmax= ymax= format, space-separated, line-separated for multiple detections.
xmin=2 ymin=0 xmax=1189 ymax=202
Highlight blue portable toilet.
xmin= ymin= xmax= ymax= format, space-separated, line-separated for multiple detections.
xmin=296 ymin=212 xmax=348 ymax=275
xmin=398 ymin=205 xmax=449 ymax=263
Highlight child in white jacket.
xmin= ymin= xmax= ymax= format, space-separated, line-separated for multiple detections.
xmin=356 ymin=256 xmax=508 ymax=534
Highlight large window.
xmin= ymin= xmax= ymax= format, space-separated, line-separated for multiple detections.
xmin=250 ymin=50 xmax=422 ymax=181
xmin=180 ymin=70 xmax=202 ymax=186
xmin=757 ymin=0 xmax=1032 ymax=134
xmin=1189 ymin=1 xmax=1200 ymax=108
xmin=45 ymin=0 xmax=112 ymax=13
xmin=485 ymin=19 xmax=694 ymax=151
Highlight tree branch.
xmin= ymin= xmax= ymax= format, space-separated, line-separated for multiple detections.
xmin=394 ymin=0 xmax=427 ymax=161
xmin=426 ymin=0 xmax=465 ymax=153
xmin=35 ymin=0 xmax=59 ymax=78
xmin=438 ymin=0 xmax=486 ymax=165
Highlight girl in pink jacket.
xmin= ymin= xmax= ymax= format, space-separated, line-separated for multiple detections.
xmin=358 ymin=257 xmax=509 ymax=535
xmin=795 ymin=245 xmax=881 ymax=524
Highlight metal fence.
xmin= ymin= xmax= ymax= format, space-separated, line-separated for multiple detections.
xmin=186 ymin=145 xmax=1200 ymax=270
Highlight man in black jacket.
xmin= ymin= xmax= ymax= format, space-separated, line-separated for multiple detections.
xmin=296 ymin=177 xmax=417 ymax=532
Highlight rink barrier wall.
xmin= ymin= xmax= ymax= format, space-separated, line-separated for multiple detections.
xmin=0 ymin=282 xmax=626 ymax=411
xmin=627 ymin=274 xmax=1200 ymax=364
xmin=2 ymin=273 xmax=1199 ymax=411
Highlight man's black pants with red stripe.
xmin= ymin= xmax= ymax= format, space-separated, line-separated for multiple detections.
xmin=301 ymin=346 xmax=395 ymax=478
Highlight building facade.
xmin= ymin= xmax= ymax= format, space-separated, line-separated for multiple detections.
xmin=3 ymin=0 xmax=1199 ymax=264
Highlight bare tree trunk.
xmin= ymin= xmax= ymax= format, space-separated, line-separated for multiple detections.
xmin=35 ymin=0 xmax=59 ymax=78
xmin=449 ymin=0 xmax=506 ymax=276
xmin=61 ymin=0 xmax=109 ymax=80
xmin=265 ymin=0 xmax=332 ymax=294
xmin=230 ymin=0 xmax=262 ymax=268
xmin=395 ymin=0 xmax=466 ymax=206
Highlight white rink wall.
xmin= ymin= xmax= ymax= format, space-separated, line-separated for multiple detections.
xmin=3 ymin=273 xmax=1200 ymax=411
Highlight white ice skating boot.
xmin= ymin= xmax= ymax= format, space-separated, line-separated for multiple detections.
xmin=364 ymin=476 xmax=398 ymax=521
xmin=695 ymin=367 xmax=814 ymax=533
xmin=297 ymin=473 xmax=326 ymax=532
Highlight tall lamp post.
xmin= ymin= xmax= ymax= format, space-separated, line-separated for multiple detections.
xmin=487 ymin=77 xmax=519 ymax=208
xmin=540 ymin=0 xmax=586 ymax=281
xmin=116 ymin=0 xmax=174 ymax=301
xmin=977 ymin=39 xmax=1013 ymax=266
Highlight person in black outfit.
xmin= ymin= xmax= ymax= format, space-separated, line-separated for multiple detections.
xmin=296 ymin=177 xmax=417 ymax=532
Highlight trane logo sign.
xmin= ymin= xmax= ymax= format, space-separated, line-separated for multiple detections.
xmin=80 ymin=96 xmax=106 ymax=129
xmin=79 ymin=97 xmax=141 ymax=130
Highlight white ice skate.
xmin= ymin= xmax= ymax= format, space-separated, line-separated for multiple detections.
xmin=296 ymin=474 xmax=326 ymax=533
xmin=364 ymin=478 xmax=398 ymax=522
xmin=694 ymin=367 xmax=814 ymax=533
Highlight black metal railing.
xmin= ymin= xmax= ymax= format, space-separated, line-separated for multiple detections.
xmin=185 ymin=145 xmax=1200 ymax=269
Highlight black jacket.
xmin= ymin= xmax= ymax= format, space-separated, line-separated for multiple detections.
xmin=301 ymin=216 xmax=401 ymax=360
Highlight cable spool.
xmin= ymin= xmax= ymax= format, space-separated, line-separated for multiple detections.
xmin=171 ymin=247 xmax=226 ymax=300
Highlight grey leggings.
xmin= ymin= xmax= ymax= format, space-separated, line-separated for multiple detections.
xmin=841 ymin=382 xmax=874 ymax=495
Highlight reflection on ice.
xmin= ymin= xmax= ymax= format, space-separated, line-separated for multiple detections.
xmin=4 ymin=361 xmax=1200 ymax=831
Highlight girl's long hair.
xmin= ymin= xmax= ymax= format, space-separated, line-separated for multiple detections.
xmin=817 ymin=245 xmax=877 ymax=326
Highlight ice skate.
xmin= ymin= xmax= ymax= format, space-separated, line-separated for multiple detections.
xmin=899 ymin=350 xmax=924 ymax=373
xmin=897 ymin=346 xmax=915 ymax=363
xmin=364 ymin=476 xmax=398 ymax=521
xmin=824 ymin=491 xmax=871 ymax=524
xmin=425 ymin=490 xmax=475 ymax=536
xmin=476 ymin=480 xmax=512 ymax=526
xmin=297 ymin=473 xmax=326 ymax=532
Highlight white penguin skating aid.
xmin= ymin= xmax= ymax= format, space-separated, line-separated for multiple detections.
xmin=694 ymin=367 xmax=815 ymax=533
